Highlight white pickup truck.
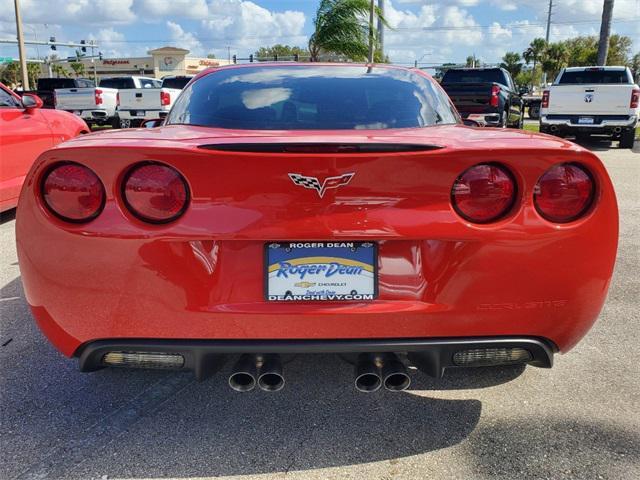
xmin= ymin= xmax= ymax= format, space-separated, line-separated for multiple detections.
xmin=117 ymin=75 xmax=193 ymax=128
xmin=54 ymin=76 xmax=160 ymax=128
xmin=540 ymin=66 xmax=639 ymax=148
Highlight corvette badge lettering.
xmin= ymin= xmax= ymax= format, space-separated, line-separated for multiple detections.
xmin=288 ymin=172 xmax=355 ymax=198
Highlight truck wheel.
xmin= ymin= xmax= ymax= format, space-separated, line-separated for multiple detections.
xmin=110 ymin=117 xmax=121 ymax=129
xmin=499 ymin=110 xmax=508 ymax=128
xmin=119 ymin=118 xmax=132 ymax=129
xmin=619 ymin=128 xmax=636 ymax=149
xmin=529 ymin=104 xmax=540 ymax=120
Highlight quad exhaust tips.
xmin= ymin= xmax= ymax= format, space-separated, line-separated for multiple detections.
xmin=354 ymin=353 xmax=411 ymax=393
xmin=228 ymin=354 xmax=284 ymax=392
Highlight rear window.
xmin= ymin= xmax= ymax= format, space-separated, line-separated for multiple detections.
xmin=38 ymin=78 xmax=90 ymax=90
xmin=162 ymin=77 xmax=193 ymax=89
xmin=167 ymin=66 xmax=458 ymax=130
xmin=558 ymin=69 xmax=631 ymax=84
xmin=442 ymin=69 xmax=507 ymax=85
xmin=100 ymin=77 xmax=135 ymax=89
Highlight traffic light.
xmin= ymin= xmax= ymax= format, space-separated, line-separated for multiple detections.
xmin=99 ymin=52 xmax=103 ymax=61
xmin=80 ymin=40 xmax=86 ymax=53
xmin=249 ymin=54 xmax=253 ymax=63
xmin=232 ymin=54 xmax=237 ymax=64
xmin=50 ymin=36 xmax=56 ymax=50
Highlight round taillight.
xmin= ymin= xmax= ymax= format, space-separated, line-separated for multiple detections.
xmin=42 ymin=163 xmax=105 ymax=222
xmin=534 ymin=163 xmax=595 ymax=223
xmin=451 ymin=164 xmax=516 ymax=223
xmin=122 ymin=163 xmax=189 ymax=223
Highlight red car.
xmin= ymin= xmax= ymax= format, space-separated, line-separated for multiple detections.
xmin=0 ymin=82 xmax=88 ymax=213
xmin=16 ymin=64 xmax=618 ymax=393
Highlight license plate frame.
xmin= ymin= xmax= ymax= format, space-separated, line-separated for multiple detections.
xmin=265 ymin=241 xmax=378 ymax=302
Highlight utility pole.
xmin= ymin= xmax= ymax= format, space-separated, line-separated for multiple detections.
xmin=368 ymin=0 xmax=375 ymax=63
xmin=542 ymin=0 xmax=553 ymax=86
xmin=13 ymin=0 xmax=29 ymax=90
xmin=377 ymin=0 xmax=385 ymax=60
xmin=90 ymin=41 xmax=97 ymax=83
xmin=597 ymin=0 xmax=614 ymax=65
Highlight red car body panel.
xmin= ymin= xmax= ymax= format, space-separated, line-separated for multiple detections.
xmin=16 ymin=120 xmax=618 ymax=358
xmin=0 ymin=82 xmax=88 ymax=212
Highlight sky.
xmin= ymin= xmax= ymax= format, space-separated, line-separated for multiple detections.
xmin=0 ymin=0 xmax=639 ymax=67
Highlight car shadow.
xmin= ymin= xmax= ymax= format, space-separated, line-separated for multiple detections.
xmin=0 ymin=208 xmax=16 ymax=225
xmin=0 ymin=275 xmax=526 ymax=479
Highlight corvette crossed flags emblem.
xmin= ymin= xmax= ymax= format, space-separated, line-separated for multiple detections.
xmin=288 ymin=172 xmax=355 ymax=198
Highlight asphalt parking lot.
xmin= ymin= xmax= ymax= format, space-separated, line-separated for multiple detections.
xmin=1 ymin=139 xmax=638 ymax=480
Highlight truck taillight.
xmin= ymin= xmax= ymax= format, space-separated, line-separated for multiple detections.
xmin=490 ymin=85 xmax=500 ymax=107
xmin=95 ymin=89 xmax=103 ymax=105
xmin=541 ymin=90 xmax=550 ymax=108
xmin=631 ymin=88 xmax=640 ymax=109
xmin=160 ymin=91 xmax=171 ymax=106
xmin=116 ymin=92 xmax=120 ymax=106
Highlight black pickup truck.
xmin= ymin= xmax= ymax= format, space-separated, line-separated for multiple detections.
xmin=20 ymin=77 xmax=95 ymax=109
xmin=441 ymin=68 xmax=524 ymax=128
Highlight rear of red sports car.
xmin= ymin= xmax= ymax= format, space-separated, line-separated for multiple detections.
xmin=16 ymin=64 xmax=618 ymax=392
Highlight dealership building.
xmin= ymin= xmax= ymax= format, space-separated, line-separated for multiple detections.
xmin=52 ymin=46 xmax=232 ymax=80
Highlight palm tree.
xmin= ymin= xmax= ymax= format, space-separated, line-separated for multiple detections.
xmin=523 ymin=38 xmax=546 ymax=86
xmin=500 ymin=52 xmax=523 ymax=77
xmin=51 ymin=63 xmax=69 ymax=78
xmin=69 ymin=61 xmax=86 ymax=78
xmin=542 ymin=42 xmax=569 ymax=82
xmin=309 ymin=0 xmax=388 ymax=62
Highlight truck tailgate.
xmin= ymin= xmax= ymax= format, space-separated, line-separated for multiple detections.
xmin=547 ymin=85 xmax=634 ymax=115
xmin=119 ymin=88 xmax=181 ymax=110
xmin=441 ymin=82 xmax=494 ymax=113
xmin=54 ymin=88 xmax=97 ymax=110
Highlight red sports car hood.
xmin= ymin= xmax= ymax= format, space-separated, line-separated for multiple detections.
xmin=60 ymin=124 xmax=581 ymax=153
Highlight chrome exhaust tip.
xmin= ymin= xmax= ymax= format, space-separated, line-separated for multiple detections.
xmin=550 ymin=125 xmax=558 ymax=132
xmin=257 ymin=354 xmax=285 ymax=392
xmin=354 ymin=353 xmax=382 ymax=393
xmin=613 ymin=127 xmax=622 ymax=134
xmin=229 ymin=354 xmax=257 ymax=392
xmin=381 ymin=354 xmax=411 ymax=392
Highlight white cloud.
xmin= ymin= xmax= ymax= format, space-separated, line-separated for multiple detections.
xmin=166 ymin=21 xmax=203 ymax=55
xmin=201 ymin=0 xmax=306 ymax=55
xmin=135 ymin=0 xmax=209 ymax=19
xmin=0 ymin=0 xmax=136 ymax=25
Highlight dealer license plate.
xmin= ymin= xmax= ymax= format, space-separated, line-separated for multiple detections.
xmin=578 ymin=116 xmax=594 ymax=124
xmin=131 ymin=110 xmax=145 ymax=117
xmin=265 ymin=241 xmax=377 ymax=301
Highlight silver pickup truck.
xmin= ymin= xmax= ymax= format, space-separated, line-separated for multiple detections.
xmin=54 ymin=76 xmax=160 ymax=128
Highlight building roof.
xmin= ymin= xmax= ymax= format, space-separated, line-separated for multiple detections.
xmin=148 ymin=46 xmax=190 ymax=55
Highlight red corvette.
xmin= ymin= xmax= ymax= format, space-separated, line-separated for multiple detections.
xmin=0 ymin=82 xmax=88 ymax=213
xmin=16 ymin=64 xmax=618 ymax=392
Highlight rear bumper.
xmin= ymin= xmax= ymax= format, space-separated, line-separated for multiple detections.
xmin=77 ymin=336 xmax=556 ymax=380
xmin=118 ymin=109 xmax=168 ymax=120
xmin=540 ymin=114 xmax=637 ymax=134
xmin=66 ymin=110 xmax=115 ymax=122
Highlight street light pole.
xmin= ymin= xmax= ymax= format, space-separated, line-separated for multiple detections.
xmin=13 ymin=0 xmax=29 ymax=90
xmin=368 ymin=0 xmax=375 ymax=63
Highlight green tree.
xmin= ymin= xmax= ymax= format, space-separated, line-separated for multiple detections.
xmin=27 ymin=62 xmax=41 ymax=89
xmin=69 ymin=61 xmax=86 ymax=78
xmin=522 ymin=37 xmax=546 ymax=87
xmin=500 ymin=51 xmax=523 ymax=77
xmin=51 ymin=63 xmax=70 ymax=78
xmin=630 ymin=52 xmax=640 ymax=80
xmin=0 ymin=61 xmax=20 ymax=87
xmin=309 ymin=0 xmax=389 ymax=62
xmin=542 ymin=42 xmax=569 ymax=82
xmin=255 ymin=44 xmax=310 ymax=61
